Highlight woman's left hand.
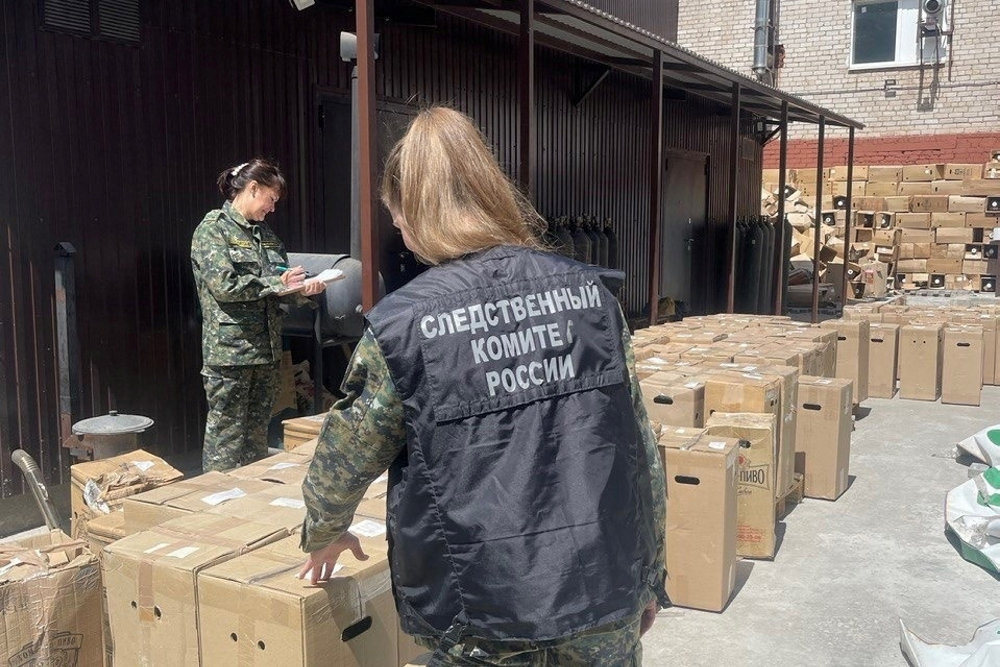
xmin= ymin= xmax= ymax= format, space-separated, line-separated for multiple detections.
xmin=302 ymin=280 xmax=326 ymax=297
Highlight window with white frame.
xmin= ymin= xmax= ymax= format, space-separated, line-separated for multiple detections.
xmin=851 ymin=0 xmax=949 ymax=68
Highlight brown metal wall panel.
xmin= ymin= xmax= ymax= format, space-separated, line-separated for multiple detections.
xmin=581 ymin=0 xmax=679 ymax=42
xmin=0 ymin=0 xmax=760 ymax=500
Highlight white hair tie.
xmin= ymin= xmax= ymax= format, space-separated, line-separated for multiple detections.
xmin=230 ymin=162 xmax=249 ymax=177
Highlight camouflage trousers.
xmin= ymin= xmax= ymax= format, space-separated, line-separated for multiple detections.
xmin=414 ymin=615 xmax=642 ymax=666
xmin=201 ymin=364 xmax=279 ymax=472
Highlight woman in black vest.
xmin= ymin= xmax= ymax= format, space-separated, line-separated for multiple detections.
xmin=300 ymin=107 xmax=666 ymax=665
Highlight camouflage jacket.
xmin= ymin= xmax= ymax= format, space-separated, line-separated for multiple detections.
xmin=301 ymin=320 xmax=667 ymax=605
xmin=191 ymin=201 xmax=300 ymax=367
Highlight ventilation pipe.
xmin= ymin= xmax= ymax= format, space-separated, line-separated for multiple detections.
xmin=752 ymin=0 xmax=772 ymax=82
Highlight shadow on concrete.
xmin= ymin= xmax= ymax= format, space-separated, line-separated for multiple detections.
xmin=773 ymin=520 xmax=788 ymax=555
xmin=724 ymin=559 xmax=756 ymax=612
xmin=846 ymin=474 xmax=858 ymax=494
xmin=853 ymin=406 xmax=873 ymax=421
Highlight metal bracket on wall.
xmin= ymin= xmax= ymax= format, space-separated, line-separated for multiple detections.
xmin=572 ymin=65 xmax=611 ymax=108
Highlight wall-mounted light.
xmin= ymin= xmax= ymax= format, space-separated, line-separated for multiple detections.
xmin=340 ymin=31 xmax=381 ymax=62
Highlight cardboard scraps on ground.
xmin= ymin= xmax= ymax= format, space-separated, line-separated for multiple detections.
xmin=900 ymin=618 xmax=1000 ymax=667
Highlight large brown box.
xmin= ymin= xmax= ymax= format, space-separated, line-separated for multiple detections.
xmin=868 ymin=323 xmax=899 ymax=398
xmin=945 ymin=164 xmax=983 ymax=180
xmin=896 ymin=212 xmax=932 ymax=229
xmin=941 ymin=327 xmax=984 ymax=406
xmin=102 ymin=514 xmax=290 ymax=667
xmin=820 ymin=319 xmax=870 ymax=403
xmin=705 ymin=413 xmax=778 ymax=559
xmin=1 ymin=531 xmax=104 ymax=667
xmin=883 ymin=195 xmax=912 ymax=212
xmin=830 ymin=180 xmax=866 ymax=198
xmin=865 ymin=181 xmax=898 ymax=197
xmin=70 ymin=448 xmax=184 ymax=539
xmin=828 ymin=165 xmax=869 ymax=181
xmin=930 ymin=180 xmax=965 ymax=195
xmin=868 ymin=166 xmax=902 ymax=182
xmin=927 ymin=258 xmax=963 ymax=274
xmin=900 ymin=228 xmax=935 ymax=243
xmin=902 ymin=164 xmax=945 ymax=182
xmin=936 ymin=227 xmax=974 ymax=244
xmin=932 ymin=212 xmax=967 ymax=228
xmin=949 ymin=195 xmax=988 ymax=213
xmin=898 ymin=324 xmax=944 ymax=400
xmin=198 ymin=533 xmax=423 ymax=667
xmin=641 ymin=375 xmax=705 ymax=428
xmin=897 ymin=259 xmax=928 ymax=273
xmin=910 ymin=196 xmax=950 ymax=213
xmin=663 ymin=436 xmax=739 ymax=612
xmin=898 ymin=182 xmax=934 ymax=196
xmin=282 ymin=414 xmax=327 ymax=451
xmin=795 ymin=377 xmax=853 ymax=500
xmin=122 ymin=471 xmax=277 ymax=532
xmin=224 ymin=450 xmax=313 ymax=486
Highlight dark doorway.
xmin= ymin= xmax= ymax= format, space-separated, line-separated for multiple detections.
xmin=661 ymin=151 xmax=708 ymax=315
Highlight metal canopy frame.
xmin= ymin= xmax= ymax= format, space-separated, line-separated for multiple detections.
xmin=349 ymin=0 xmax=863 ymax=316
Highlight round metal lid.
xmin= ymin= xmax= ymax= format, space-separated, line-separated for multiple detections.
xmin=72 ymin=410 xmax=154 ymax=435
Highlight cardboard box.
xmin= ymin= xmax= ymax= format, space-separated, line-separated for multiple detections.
xmin=898 ymin=182 xmax=934 ymax=196
xmin=966 ymin=212 xmax=996 ymax=228
xmin=868 ymin=324 xmax=899 ymax=398
xmin=883 ymin=196 xmax=912 ymax=212
xmin=927 ymin=258 xmax=964 ymax=274
xmin=931 ymin=180 xmax=966 ymax=195
xmin=962 ymin=180 xmax=1000 ymax=196
xmin=828 ymin=165 xmax=869 ymax=181
xmin=964 ymin=244 xmax=984 ymax=260
xmin=964 ymin=259 xmax=988 ymax=275
xmin=984 ymin=162 xmax=1000 ymax=179
xmin=102 ymin=515 xmax=290 ymax=667
xmin=122 ymin=472 xmax=277 ymax=532
xmin=949 ymin=196 xmax=988 ymax=213
xmin=705 ymin=413 xmax=778 ymax=559
xmin=868 ymin=166 xmax=902 ymax=182
xmin=225 ymin=451 xmax=313 ymax=486
xmin=902 ymin=164 xmax=944 ymax=182
xmin=70 ymin=448 xmax=184 ymax=539
xmin=203 ymin=483 xmax=309 ymax=532
xmin=898 ymin=324 xmax=944 ymax=401
xmin=897 ymin=259 xmax=928 ymax=273
xmin=1 ymin=531 xmax=104 ymax=667
xmin=941 ymin=327 xmax=984 ymax=406
xmin=831 ymin=181 xmax=866 ymax=198
xmin=910 ymin=196 xmax=950 ymax=213
xmin=932 ymin=212 xmax=967 ymax=228
xmin=641 ymin=377 xmax=705 ymax=428
xmin=795 ymin=377 xmax=853 ymax=500
xmin=282 ymin=414 xmax=328 ymax=452
xmin=934 ymin=227 xmax=973 ymax=243
xmin=197 ymin=533 xmax=422 ymax=667
xmin=865 ymin=181 xmax=898 ymax=197
xmin=945 ymin=164 xmax=983 ymax=180
xmin=899 ymin=228 xmax=933 ymax=244
xmin=896 ymin=213 xmax=932 ymax=229
xmin=663 ymin=436 xmax=739 ymax=612
xmin=820 ymin=319 xmax=870 ymax=403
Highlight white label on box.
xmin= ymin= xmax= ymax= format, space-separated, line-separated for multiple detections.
xmin=0 ymin=558 xmax=24 ymax=577
xmin=268 ymin=462 xmax=301 ymax=471
xmin=270 ymin=497 xmax=306 ymax=509
xmin=143 ymin=542 xmax=171 ymax=555
xmin=131 ymin=460 xmax=156 ymax=472
xmin=166 ymin=546 xmax=200 ymax=559
xmin=742 ymin=365 xmax=758 ymax=372
xmin=200 ymin=488 xmax=246 ymax=506
xmin=349 ymin=519 xmax=386 ymax=538
xmin=684 ymin=381 xmax=701 ymax=389
xmin=708 ymin=441 xmax=727 ymax=450
xmin=649 ymin=356 xmax=666 ymax=364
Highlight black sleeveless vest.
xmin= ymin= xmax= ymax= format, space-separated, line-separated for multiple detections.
xmin=366 ymin=245 xmax=658 ymax=643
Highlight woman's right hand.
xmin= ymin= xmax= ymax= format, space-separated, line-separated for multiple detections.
xmin=280 ymin=265 xmax=306 ymax=288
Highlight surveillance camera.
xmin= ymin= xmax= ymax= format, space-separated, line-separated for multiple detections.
xmin=289 ymin=0 xmax=315 ymax=10
xmin=922 ymin=0 xmax=942 ymax=15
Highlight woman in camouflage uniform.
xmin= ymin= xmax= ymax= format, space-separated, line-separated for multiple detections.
xmin=191 ymin=159 xmax=325 ymax=472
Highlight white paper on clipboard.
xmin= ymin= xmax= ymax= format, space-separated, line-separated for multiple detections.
xmin=278 ymin=268 xmax=345 ymax=295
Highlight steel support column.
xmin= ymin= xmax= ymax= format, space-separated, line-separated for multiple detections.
xmin=648 ymin=50 xmax=664 ymax=326
xmin=726 ymin=83 xmax=741 ymax=313
xmin=519 ymin=0 xmax=536 ymax=198
xmin=357 ymin=0 xmax=379 ymax=312
xmin=811 ymin=116 xmax=825 ymax=323
xmin=773 ymin=101 xmax=788 ymax=314
xmin=842 ymin=126 xmax=856 ymax=310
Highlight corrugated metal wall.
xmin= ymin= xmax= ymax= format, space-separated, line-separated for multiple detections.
xmin=0 ymin=0 xmax=761 ymax=499
xmin=582 ymin=0 xmax=680 ymax=42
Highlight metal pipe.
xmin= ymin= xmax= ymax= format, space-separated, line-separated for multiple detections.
xmin=519 ymin=0 xmax=536 ymax=199
xmin=726 ymin=83 xmax=741 ymax=313
xmin=842 ymin=127 xmax=856 ymax=309
xmin=752 ymin=0 xmax=772 ymax=81
xmin=356 ymin=0 xmax=379 ymax=312
xmin=648 ymin=50 xmax=664 ymax=326
xmin=11 ymin=450 xmax=60 ymax=531
xmin=812 ymin=117 xmax=825 ymax=323
xmin=773 ymin=102 xmax=788 ymax=314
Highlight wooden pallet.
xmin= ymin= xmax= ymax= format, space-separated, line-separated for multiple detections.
xmin=776 ymin=473 xmax=805 ymax=521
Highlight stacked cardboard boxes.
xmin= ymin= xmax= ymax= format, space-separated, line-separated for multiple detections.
xmin=764 ymin=153 xmax=1000 ymax=294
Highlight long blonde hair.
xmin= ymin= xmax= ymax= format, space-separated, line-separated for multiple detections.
xmin=381 ymin=107 xmax=544 ymax=265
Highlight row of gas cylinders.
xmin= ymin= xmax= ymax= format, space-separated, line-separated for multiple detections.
xmin=543 ymin=216 xmax=619 ymax=269
xmin=733 ymin=216 xmax=790 ymax=315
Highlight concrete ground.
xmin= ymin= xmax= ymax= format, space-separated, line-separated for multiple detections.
xmin=642 ymin=386 xmax=1000 ymax=667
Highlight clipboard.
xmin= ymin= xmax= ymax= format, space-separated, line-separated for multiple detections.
xmin=277 ymin=268 xmax=345 ymax=296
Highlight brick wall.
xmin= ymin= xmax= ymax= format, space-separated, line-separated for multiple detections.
xmin=678 ymin=0 xmax=1000 ymax=140
xmin=762 ymin=131 xmax=1000 ymax=167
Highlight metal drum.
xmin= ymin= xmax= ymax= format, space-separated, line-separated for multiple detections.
xmin=282 ymin=253 xmax=383 ymax=340
xmin=64 ymin=410 xmax=154 ymax=461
